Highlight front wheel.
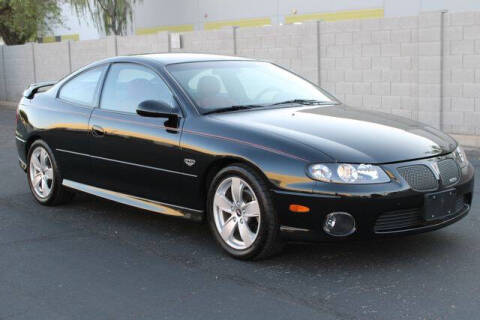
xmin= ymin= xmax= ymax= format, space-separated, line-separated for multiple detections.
xmin=207 ymin=164 xmax=283 ymax=260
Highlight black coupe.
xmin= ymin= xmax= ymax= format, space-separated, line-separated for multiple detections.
xmin=15 ymin=54 xmax=474 ymax=259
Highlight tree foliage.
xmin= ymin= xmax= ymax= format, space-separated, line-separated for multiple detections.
xmin=0 ymin=0 xmax=62 ymax=45
xmin=68 ymin=0 xmax=140 ymax=36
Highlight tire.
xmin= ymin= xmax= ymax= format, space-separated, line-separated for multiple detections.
xmin=207 ymin=163 xmax=283 ymax=260
xmin=27 ymin=140 xmax=75 ymax=206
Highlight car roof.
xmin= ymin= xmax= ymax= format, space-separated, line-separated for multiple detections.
xmin=99 ymin=53 xmax=253 ymax=67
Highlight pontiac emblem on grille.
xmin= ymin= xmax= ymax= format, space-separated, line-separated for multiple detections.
xmin=184 ymin=158 xmax=196 ymax=167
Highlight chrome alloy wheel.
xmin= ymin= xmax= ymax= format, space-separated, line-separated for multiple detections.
xmin=29 ymin=147 xmax=54 ymax=199
xmin=213 ymin=176 xmax=261 ymax=250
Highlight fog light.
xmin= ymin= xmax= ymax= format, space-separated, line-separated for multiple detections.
xmin=323 ymin=212 xmax=356 ymax=237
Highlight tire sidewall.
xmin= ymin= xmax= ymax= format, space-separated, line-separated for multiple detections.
xmin=207 ymin=165 xmax=277 ymax=259
xmin=27 ymin=140 xmax=62 ymax=205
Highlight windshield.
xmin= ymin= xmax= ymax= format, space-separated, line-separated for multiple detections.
xmin=166 ymin=61 xmax=336 ymax=114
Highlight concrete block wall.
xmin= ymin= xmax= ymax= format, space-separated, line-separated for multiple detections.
xmin=443 ymin=11 xmax=480 ymax=137
xmin=417 ymin=12 xmax=443 ymax=129
xmin=70 ymin=37 xmax=117 ymax=71
xmin=117 ymin=32 xmax=169 ymax=55
xmin=0 ymin=33 xmax=170 ymax=102
xmin=171 ymin=28 xmax=235 ymax=55
xmin=3 ymin=44 xmax=35 ymax=102
xmin=1 ymin=11 xmax=480 ymax=141
xmin=236 ymin=22 xmax=319 ymax=83
xmin=34 ymin=42 xmax=70 ymax=82
xmin=317 ymin=16 xmax=422 ymax=124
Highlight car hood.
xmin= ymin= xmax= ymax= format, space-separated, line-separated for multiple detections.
xmin=210 ymin=104 xmax=457 ymax=164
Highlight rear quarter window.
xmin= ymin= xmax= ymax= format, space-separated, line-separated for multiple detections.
xmin=58 ymin=66 xmax=106 ymax=106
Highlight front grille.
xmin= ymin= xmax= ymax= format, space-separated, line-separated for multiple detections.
xmin=374 ymin=194 xmax=468 ymax=233
xmin=397 ymin=165 xmax=438 ymax=191
xmin=438 ymin=159 xmax=460 ymax=187
xmin=374 ymin=208 xmax=423 ymax=233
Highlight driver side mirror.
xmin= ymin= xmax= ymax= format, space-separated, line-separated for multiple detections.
xmin=136 ymin=100 xmax=180 ymax=129
xmin=136 ymin=100 xmax=177 ymax=118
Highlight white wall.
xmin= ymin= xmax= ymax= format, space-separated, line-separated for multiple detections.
xmin=421 ymin=0 xmax=480 ymax=12
xmin=135 ymin=0 xmax=480 ymax=31
xmin=277 ymin=0 xmax=383 ymax=14
xmin=134 ymin=0 xmax=385 ymax=30
xmin=384 ymin=0 xmax=421 ymax=17
xmin=45 ymin=0 xmax=480 ymax=41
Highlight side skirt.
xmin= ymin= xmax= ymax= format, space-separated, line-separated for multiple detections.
xmin=62 ymin=179 xmax=204 ymax=221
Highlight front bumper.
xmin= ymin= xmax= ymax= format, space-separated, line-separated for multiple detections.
xmin=273 ymin=157 xmax=475 ymax=242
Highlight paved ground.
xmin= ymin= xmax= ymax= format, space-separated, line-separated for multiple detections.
xmin=1 ymin=106 xmax=479 ymax=320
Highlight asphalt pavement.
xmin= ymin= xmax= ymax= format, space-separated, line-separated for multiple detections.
xmin=1 ymin=106 xmax=479 ymax=320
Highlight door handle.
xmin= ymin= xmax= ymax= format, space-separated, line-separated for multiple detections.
xmin=91 ymin=125 xmax=105 ymax=137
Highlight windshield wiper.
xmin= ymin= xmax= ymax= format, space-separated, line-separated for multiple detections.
xmin=203 ymin=105 xmax=263 ymax=115
xmin=271 ymin=99 xmax=338 ymax=106
xmin=203 ymin=100 xmax=337 ymax=115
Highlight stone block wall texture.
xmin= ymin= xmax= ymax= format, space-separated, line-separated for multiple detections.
xmin=317 ymin=16 xmax=422 ymax=123
xmin=70 ymin=37 xmax=117 ymax=71
xmin=443 ymin=11 xmax=480 ymax=137
xmin=34 ymin=42 xmax=70 ymax=82
xmin=3 ymin=44 xmax=35 ymax=102
xmin=1 ymin=11 xmax=480 ymax=139
xmin=171 ymin=28 xmax=235 ymax=55
xmin=236 ymin=22 xmax=319 ymax=84
xmin=117 ymin=32 xmax=169 ymax=56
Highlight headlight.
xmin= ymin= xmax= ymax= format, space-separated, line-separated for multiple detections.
xmin=307 ymin=163 xmax=390 ymax=184
xmin=453 ymin=146 xmax=468 ymax=168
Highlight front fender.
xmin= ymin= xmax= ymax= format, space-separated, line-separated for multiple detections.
xmin=178 ymin=119 xmax=319 ymax=209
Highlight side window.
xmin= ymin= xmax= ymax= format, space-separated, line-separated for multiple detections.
xmin=59 ymin=66 xmax=105 ymax=106
xmin=100 ymin=63 xmax=175 ymax=113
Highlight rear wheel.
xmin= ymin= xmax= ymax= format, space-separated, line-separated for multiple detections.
xmin=27 ymin=140 xmax=74 ymax=205
xmin=207 ymin=164 xmax=283 ymax=260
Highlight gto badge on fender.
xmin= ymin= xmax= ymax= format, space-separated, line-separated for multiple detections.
xmin=184 ymin=158 xmax=196 ymax=167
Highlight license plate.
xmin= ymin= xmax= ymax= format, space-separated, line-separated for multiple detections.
xmin=423 ymin=189 xmax=456 ymax=221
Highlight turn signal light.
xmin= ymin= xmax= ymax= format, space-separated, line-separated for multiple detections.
xmin=289 ymin=204 xmax=310 ymax=213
